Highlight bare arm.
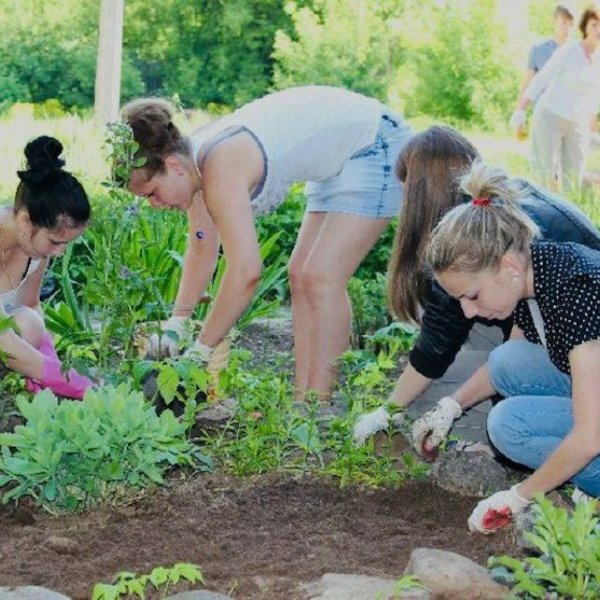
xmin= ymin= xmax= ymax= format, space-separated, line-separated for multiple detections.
xmin=197 ymin=135 xmax=264 ymax=347
xmin=451 ymin=326 xmax=526 ymax=410
xmin=16 ymin=258 xmax=47 ymax=312
xmin=172 ymin=195 xmax=219 ymax=318
xmin=0 ymin=260 xmax=49 ymax=378
xmin=519 ymin=341 xmax=600 ymax=499
xmin=516 ymin=68 xmax=536 ymax=105
xmin=390 ymin=363 xmax=433 ymax=408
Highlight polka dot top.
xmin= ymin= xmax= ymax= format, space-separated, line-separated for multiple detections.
xmin=514 ymin=241 xmax=600 ymax=374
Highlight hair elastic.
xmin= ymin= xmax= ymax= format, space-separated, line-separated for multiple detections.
xmin=472 ymin=197 xmax=491 ymax=206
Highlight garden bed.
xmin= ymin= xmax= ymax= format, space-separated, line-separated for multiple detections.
xmin=0 ymin=471 xmax=519 ymax=599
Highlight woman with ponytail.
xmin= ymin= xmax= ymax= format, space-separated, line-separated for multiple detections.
xmin=353 ymin=126 xmax=600 ymax=448
xmin=425 ymin=161 xmax=600 ymax=532
xmin=0 ymin=136 xmax=92 ymax=399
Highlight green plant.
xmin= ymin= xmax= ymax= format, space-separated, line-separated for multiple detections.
xmin=105 ymin=121 xmax=147 ymax=187
xmin=92 ymin=562 xmax=204 ymax=600
xmin=0 ymin=386 xmax=212 ymax=512
xmin=490 ymin=495 xmax=600 ymax=599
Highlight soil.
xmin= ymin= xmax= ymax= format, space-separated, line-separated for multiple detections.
xmin=0 ymin=316 xmax=523 ymax=598
xmin=0 ymin=472 xmax=521 ymax=600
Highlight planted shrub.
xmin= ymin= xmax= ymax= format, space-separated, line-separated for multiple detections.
xmin=490 ymin=495 xmax=600 ymax=599
xmin=0 ymin=385 xmax=212 ymax=512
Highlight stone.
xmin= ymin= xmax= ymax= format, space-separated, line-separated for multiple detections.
xmin=0 ymin=587 xmax=71 ymax=600
xmin=165 ymin=592 xmax=232 ymax=600
xmin=195 ymin=398 xmax=238 ymax=429
xmin=301 ymin=573 xmax=431 ymax=600
xmin=404 ymin=548 xmax=510 ymax=600
xmin=45 ymin=536 xmax=80 ymax=555
xmin=432 ymin=449 xmax=511 ymax=497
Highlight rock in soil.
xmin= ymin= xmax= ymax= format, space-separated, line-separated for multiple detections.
xmin=45 ymin=536 xmax=80 ymax=555
xmin=165 ymin=592 xmax=232 ymax=600
xmin=432 ymin=449 xmax=511 ymax=497
xmin=0 ymin=587 xmax=71 ymax=600
xmin=404 ymin=548 xmax=510 ymax=600
xmin=300 ymin=573 xmax=430 ymax=600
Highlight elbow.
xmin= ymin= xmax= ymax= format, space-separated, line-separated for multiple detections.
xmin=576 ymin=432 xmax=600 ymax=461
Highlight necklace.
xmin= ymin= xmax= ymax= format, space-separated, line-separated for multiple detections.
xmin=191 ymin=154 xmax=205 ymax=241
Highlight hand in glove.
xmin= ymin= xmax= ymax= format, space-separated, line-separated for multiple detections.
xmin=25 ymin=331 xmax=60 ymax=393
xmin=468 ymin=484 xmax=532 ymax=534
xmin=181 ymin=338 xmax=214 ymax=363
xmin=27 ymin=356 xmax=93 ymax=399
xmin=509 ymin=109 xmax=527 ymax=133
xmin=411 ymin=396 xmax=462 ymax=455
xmin=147 ymin=316 xmax=189 ymax=358
xmin=352 ymin=406 xmax=404 ymax=446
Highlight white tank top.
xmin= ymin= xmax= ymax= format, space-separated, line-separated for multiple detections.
xmin=0 ymin=258 xmax=42 ymax=314
xmin=190 ymin=86 xmax=387 ymax=215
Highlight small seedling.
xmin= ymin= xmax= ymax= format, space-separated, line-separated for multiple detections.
xmin=92 ymin=562 xmax=204 ymax=600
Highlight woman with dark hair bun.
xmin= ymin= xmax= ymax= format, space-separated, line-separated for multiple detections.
xmin=0 ymin=135 xmax=92 ymax=399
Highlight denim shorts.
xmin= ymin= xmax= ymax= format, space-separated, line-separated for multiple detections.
xmin=305 ymin=112 xmax=413 ymax=218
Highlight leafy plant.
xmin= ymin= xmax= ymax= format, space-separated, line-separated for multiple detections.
xmin=490 ymin=495 xmax=600 ymax=599
xmin=92 ymin=562 xmax=204 ymax=600
xmin=0 ymin=386 xmax=212 ymax=512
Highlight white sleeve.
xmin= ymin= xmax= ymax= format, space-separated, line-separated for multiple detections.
xmin=523 ymin=43 xmax=571 ymax=103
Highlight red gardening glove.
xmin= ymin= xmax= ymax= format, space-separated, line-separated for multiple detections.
xmin=27 ymin=356 xmax=92 ymax=400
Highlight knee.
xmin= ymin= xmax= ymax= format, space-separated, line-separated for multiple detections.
xmin=288 ymin=258 xmax=306 ymax=297
xmin=487 ymin=398 xmax=524 ymax=458
xmin=11 ymin=307 xmax=45 ymax=348
xmin=299 ymin=266 xmax=331 ymax=305
xmin=488 ymin=340 xmax=529 ymax=395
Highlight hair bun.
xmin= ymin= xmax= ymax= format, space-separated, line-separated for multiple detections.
xmin=17 ymin=135 xmax=66 ymax=186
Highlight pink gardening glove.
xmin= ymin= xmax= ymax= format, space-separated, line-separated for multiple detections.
xmin=26 ymin=332 xmax=61 ymax=393
xmin=27 ymin=356 xmax=93 ymax=400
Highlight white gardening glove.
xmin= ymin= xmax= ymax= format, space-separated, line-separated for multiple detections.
xmin=468 ymin=484 xmax=532 ymax=534
xmin=411 ymin=396 xmax=462 ymax=455
xmin=352 ymin=406 xmax=405 ymax=446
xmin=353 ymin=407 xmax=390 ymax=446
xmin=182 ymin=338 xmax=214 ymax=364
xmin=509 ymin=108 xmax=527 ymax=132
xmin=147 ymin=316 xmax=189 ymax=358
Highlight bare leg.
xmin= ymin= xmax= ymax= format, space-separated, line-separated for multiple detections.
xmin=299 ymin=213 xmax=390 ymax=399
xmin=1 ymin=306 xmax=46 ymax=377
xmin=288 ymin=212 xmax=327 ymax=399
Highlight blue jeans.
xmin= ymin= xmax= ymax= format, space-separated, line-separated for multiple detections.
xmin=487 ymin=340 xmax=600 ymax=496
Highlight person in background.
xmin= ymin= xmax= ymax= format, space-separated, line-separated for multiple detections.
xmin=0 ymin=136 xmax=93 ymax=399
xmin=120 ymin=86 xmax=413 ymax=401
xmin=510 ymin=7 xmax=600 ymax=192
xmin=426 ymin=161 xmax=600 ymax=533
xmin=512 ymin=4 xmax=574 ymax=140
xmin=352 ymin=126 xmax=600 ymax=451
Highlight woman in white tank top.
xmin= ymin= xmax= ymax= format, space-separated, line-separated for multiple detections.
xmin=0 ymin=136 xmax=93 ymax=399
xmin=123 ymin=86 xmax=413 ymax=400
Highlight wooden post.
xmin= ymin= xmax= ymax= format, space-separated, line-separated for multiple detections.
xmin=94 ymin=0 xmax=124 ymax=123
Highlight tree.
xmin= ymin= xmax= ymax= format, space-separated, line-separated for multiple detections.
xmin=272 ymin=0 xmax=406 ymax=101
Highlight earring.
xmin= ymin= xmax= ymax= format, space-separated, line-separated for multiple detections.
xmin=512 ymin=271 xmax=520 ymax=283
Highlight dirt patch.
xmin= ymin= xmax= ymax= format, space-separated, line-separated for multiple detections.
xmin=0 ymin=472 xmax=521 ymax=599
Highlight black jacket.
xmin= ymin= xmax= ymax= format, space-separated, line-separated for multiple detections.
xmin=409 ymin=181 xmax=600 ymax=379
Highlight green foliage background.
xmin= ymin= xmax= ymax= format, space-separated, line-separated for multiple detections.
xmin=0 ymin=0 xmax=575 ymax=129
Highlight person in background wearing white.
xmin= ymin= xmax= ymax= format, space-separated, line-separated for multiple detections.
xmin=510 ymin=7 xmax=600 ymax=193
xmin=512 ymin=5 xmax=574 ymax=140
